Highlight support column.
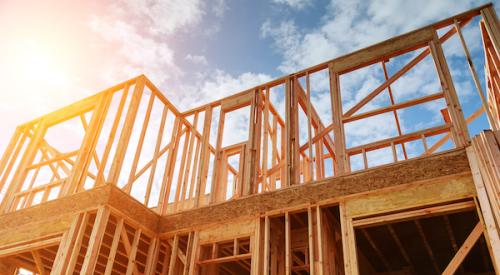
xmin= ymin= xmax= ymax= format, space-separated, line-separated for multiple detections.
xmin=339 ymin=202 xmax=358 ymax=275
xmin=194 ymin=107 xmax=212 ymax=207
xmin=481 ymin=6 xmax=500 ymax=58
xmin=329 ymin=65 xmax=348 ymax=175
xmin=285 ymin=77 xmax=300 ymax=186
xmin=429 ymin=32 xmax=470 ymax=147
xmin=80 ymin=206 xmax=111 ymax=274
xmin=244 ymin=89 xmax=262 ymax=196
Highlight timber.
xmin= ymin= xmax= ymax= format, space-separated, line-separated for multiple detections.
xmin=0 ymin=4 xmax=499 ymax=274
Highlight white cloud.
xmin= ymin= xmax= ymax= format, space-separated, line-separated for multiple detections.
xmin=176 ymin=70 xmax=273 ymax=110
xmin=272 ymin=0 xmax=313 ymax=10
xmin=117 ymin=0 xmax=205 ymax=35
xmin=89 ymin=17 xmax=182 ymax=85
xmin=263 ymin=0 xmax=488 ymax=74
xmin=185 ymin=54 xmax=208 ymax=66
xmin=212 ymin=0 xmax=228 ymax=17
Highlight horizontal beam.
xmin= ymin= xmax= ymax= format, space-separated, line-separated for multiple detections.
xmin=343 ymin=92 xmax=444 ymax=123
xmin=352 ymin=200 xmax=475 ymax=228
xmin=0 ymin=184 xmax=159 ymax=248
xmin=198 ymin=253 xmax=252 ymax=265
xmin=160 ymin=149 xmax=471 ymax=232
xmin=346 ymin=124 xmax=451 ymax=155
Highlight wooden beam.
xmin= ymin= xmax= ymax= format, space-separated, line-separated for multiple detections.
xmin=466 ymin=146 xmax=500 ymax=273
xmin=285 ymin=212 xmax=291 ymax=275
xmin=80 ymin=206 xmax=111 ymax=274
xmin=329 ymin=67 xmax=348 ymax=175
xmin=66 ymin=212 xmax=90 ymax=273
xmin=429 ymin=33 xmax=469 ymax=147
xmin=32 ymin=250 xmax=48 ymax=275
xmin=244 ymin=90 xmax=262 ymax=195
xmin=285 ymin=77 xmax=300 ymax=187
xmin=442 ymin=222 xmax=483 ymax=275
xmin=107 ymin=76 xmax=145 ymax=185
xmin=125 ymin=229 xmax=142 ymax=275
xmin=340 ymin=202 xmax=358 ymax=275
xmin=168 ymin=234 xmax=180 ymax=275
xmin=160 ymin=150 xmax=471 ymax=232
xmin=307 ymin=208 xmax=315 ymax=275
xmin=414 ymin=220 xmax=440 ymax=274
xmin=352 ymin=200 xmax=475 ymax=228
xmin=104 ymin=217 xmax=124 ymax=275
xmin=454 ymin=20 xmax=497 ymax=130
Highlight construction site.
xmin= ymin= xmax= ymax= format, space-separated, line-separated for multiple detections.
xmin=0 ymin=3 xmax=500 ymax=275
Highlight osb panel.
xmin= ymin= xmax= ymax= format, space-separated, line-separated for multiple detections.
xmin=159 ymin=149 xmax=470 ymax=232
xmin=345 ymin=173 xmax=475 ymax=218
xmin=0 ymin=186 xmax=110 ymax=231
xmin=0 ymin=214 xmax=73 ymax=247
xmin=198 ymin=218 xmax=256 ymax=244
xmin=107 ymin=187 xmax=159 ymax=233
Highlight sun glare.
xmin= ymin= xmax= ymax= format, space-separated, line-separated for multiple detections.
xmin=8 ymin=39 xmax=70 ymax=87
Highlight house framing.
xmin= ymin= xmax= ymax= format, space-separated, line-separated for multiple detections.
xmin=0 ymin=3 xmax=499 ymax=275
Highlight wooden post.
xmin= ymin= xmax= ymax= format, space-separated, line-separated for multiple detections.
xmin=454 ymin=20 xmax=497 ymax=130
xmin=64 ymin=92 xmax=112 ymax=195
xmin=0 ymin=119 xmax=47 ymax=213
xmin=442 ymin=222 xmax=484 ymax=275
xmin=467 ymin=145 xmax=500 ymax=273
xmin=329 ymin=65 xmax=348 ymax=175
xmin=339 ymin=202 xmax=358 ymax=275
xmin=104 ymin=218 xmax=124 ymax=275
xmin=81 ymin=206 xmax=111 ymax=274
xmin=51 ymin=212 xmax=86 ymax=274
xmin=0 ymin=127 xmax=21 ymax=192
xmin=316 ymin=206 xmax=324 ymax=275
xmin=481 ymin=6 xmax=500 ymax=58
xmin=210 ymin=109 xmax=226 ymax=204
xmin=264 ymin=216 xmax=270 ymax=275
xmin=107 ymin=76 xmax=146 ymax=185
xmin=168 ymin=234 xmax=180 ymax=275
xmin=285 ymin=77 xmax=300 ymax=186
xmin=159 ymin=117 xmax=182 ymax=214
xmin=285 ymin=212 xmax=291 ymax=275
xmin=194 ymin=107 xmax=212 ymax=207
xmin=65 ymin=212 xmax=91 ymax=273
xmin=307 ymin=207 xmax=316 ymax=275
xmin=429 ymin=33 xmax=470 ymax=147
xmin=125 ymin=229 xmax=142 ymax=275
xmin=244 ymin=89 xmax=262 ymax=196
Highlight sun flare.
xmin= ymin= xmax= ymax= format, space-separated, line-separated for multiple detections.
xmin=7 ymin=39 xmax=70 ymax=87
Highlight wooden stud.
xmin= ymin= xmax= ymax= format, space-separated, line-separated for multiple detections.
xmin=285 ymin=77 xmax=300 ymax=186
xmin=285 ymin=212 xmax=291 ymax=275
xmin=81 ymin=206 xmax=111 ymax=274
xmin=329 ymin=67 xmax=348 ymax=175
xmin=454 ymin=20 xmax=497 ymax=130
xmin=125 ymin=228 xmax=142 ymax=275
xmin=108 ymin=76 xmax=146 ymax=185
xmin=429 ymin=33 xmax=469 ymax=147
xmin=104 ymin=217 xmax=124 ymax=275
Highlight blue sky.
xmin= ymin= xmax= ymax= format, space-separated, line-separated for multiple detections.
xmin=0 ymin=0 xmax=498 ymax=159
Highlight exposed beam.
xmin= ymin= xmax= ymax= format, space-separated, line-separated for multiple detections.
xmin=442 ymin=222 xmax=483 ymax=275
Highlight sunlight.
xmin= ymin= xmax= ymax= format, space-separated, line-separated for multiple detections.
xmin=7 ymin=39 xmax=70 ymax=87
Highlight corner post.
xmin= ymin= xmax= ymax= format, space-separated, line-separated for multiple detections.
xmin=429 ymin=32 xmax=470 ymax=147
xmin=329 ymin=64 xmax=348 ymax=175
